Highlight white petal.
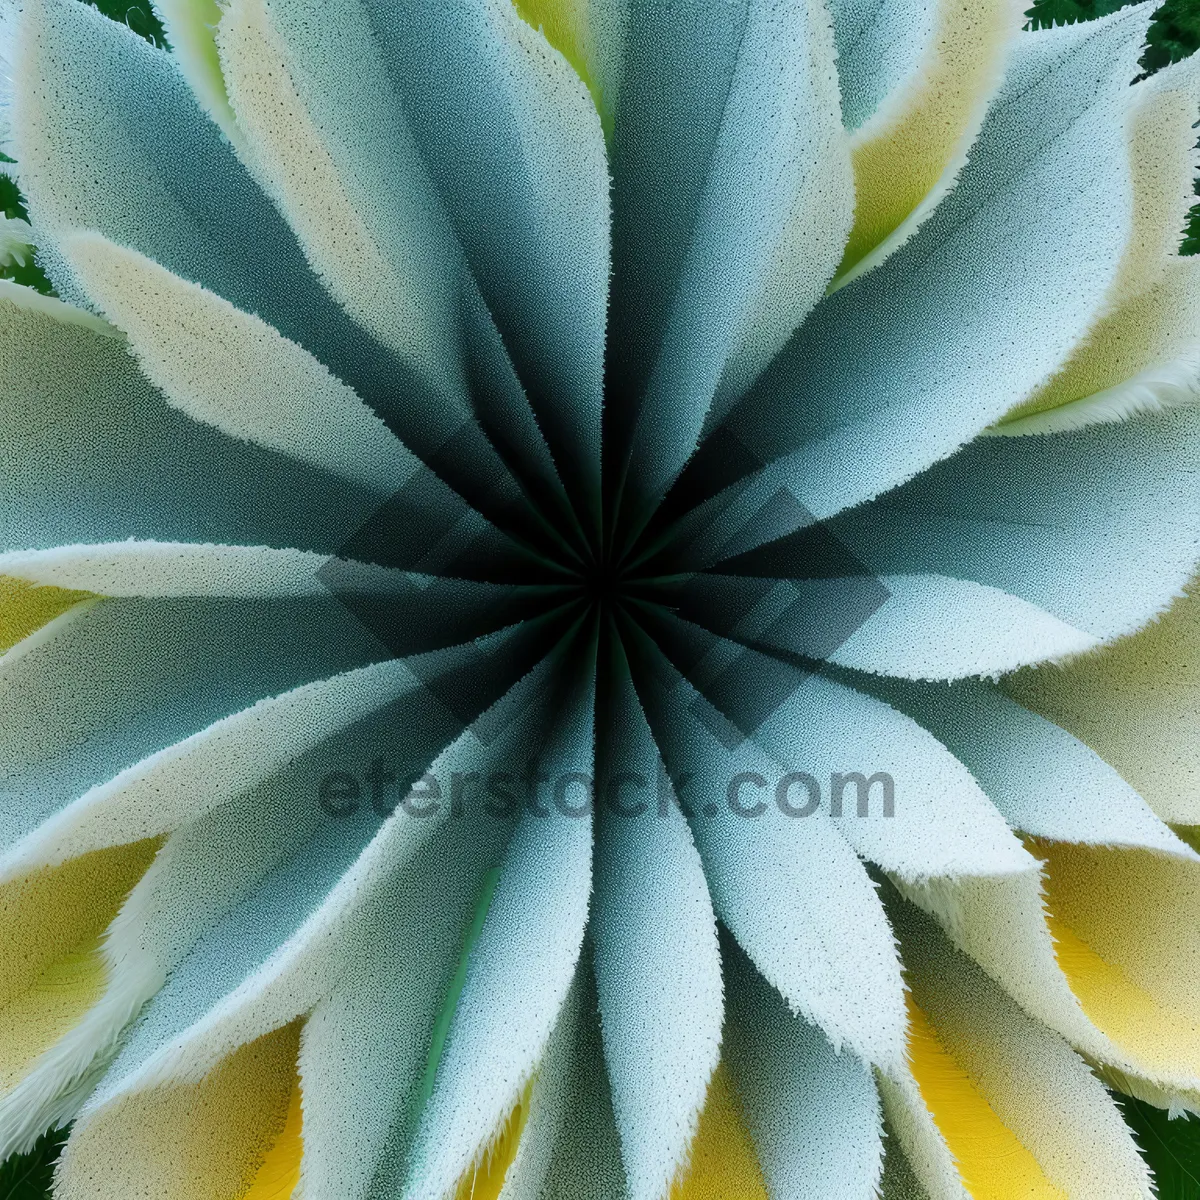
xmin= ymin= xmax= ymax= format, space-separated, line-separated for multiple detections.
xmin=0 ymin=215 xmax=32 ymax=267
xmin=709 ymin=0 xmax=851 ymax=421
xmin=0 ymin=540 xmax=501 ymax=600
xmin=14 ymin=0 xmax=398 ymax=407
xmin=724 ymin=937 xmax=884 ymax=1199
xmin=994 ymin=54 xmax=1200 ymax=435
xmin=292 ymin=789 xmax=518 ymax=1200
xmin=750 ymin=668 xmax=1034 ymax=881
xmin=0 ymin=279 xmax=390 ymax=557
xmin=529 ymin=963 xmax=627 ymax=1200
xmin=826 ymin=404 xmax=1200 ymax=647
xmin=496 ymin=965 xmax=586 ymax=1200
xmin=827 ymin=0 xmax=937 ymax=132
xmin=829 ymin=575 xmax=1097 ymax=678
xmin=154 ymin=0 xmax=241 ymax=144
xmin=61 ymin=232 xmax=417 ymax=495
xmin=592 ymin=665 xmax=721 ymax=1200
xmin=69 ymin=645 xmax=567 ymax=1136
xmin=404 ymin=688 xmax=595 ymax=1199
xmin=1005 ymin=582 xmax=1200 ymax=825
xmin=0 ymin=838 xmax=160 ymax=1158
xmin=902 ymin=847 xmax=1200 ymax=1106
xmin=0 ymin=759 xmax=337 ymax=1158
xmin=628 ymin=625 xmax=907 ymax=1069
xmin=0 ymin=542 xmax=333 ymax=598
xmin=0 ymin=595 xmax=388 ymax=859
xmin=0 ymin=659 xmax=418 ymax=881
xmin=703 ymin=572 xmax=1098 ymax=680
xmin=0 ymin=0 xmax=16 ymax=155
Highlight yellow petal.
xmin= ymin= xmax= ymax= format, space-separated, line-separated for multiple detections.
xmin=905 ymin=994 xmax=1065 ymax=1200
xmin=242 ymin=1063 xmax=304 ymax=1200
xmin=0 ymin=838 xmax=160 ymax=1093
xmin=453 ymin=1080 xmax=532 ymax=1200
xmin=834 ymin=0 xmax=1013 ymax=285
xmin=1036 ymin=840 xmax=1200 ymax=1082
xmin=60 ymin=1019 xmax=303 ymax=1200
xmin=670 ymin=1061 xmax=767 ymax=1200
xmin=0 ymin=575 xmax=93 ymax=654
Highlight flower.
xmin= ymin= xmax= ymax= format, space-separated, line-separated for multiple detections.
xmin=0 ymin=0 xmax=1199 ymax=1195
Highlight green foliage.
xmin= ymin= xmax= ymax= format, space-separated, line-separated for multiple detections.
xmin=0 ymin=0 xmax=166 ymax=294
xmin=1026 ymin=0 xmax=1200 ymax=253
xmin=0 ymin=157 xmax=54 ymax=294
xmin=1118 ymin=1095 xmax=1200 ymax=1198
xmin=1 ymin=3 xmax=1200 ymax=1199
xmin=0 ymin=1130 xmax=68 ymax=1200
xmin=1026 ymin=0 xmax=1200 ymax=71
xmin=81 ymin=0 xmax=165 ymax=47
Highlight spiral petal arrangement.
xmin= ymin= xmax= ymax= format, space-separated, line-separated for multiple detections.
xmin=1 ymin=0 xmax=1199 ymax=1196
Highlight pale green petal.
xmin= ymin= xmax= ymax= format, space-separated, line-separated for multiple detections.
xmin=996 ymin=55 xmax=1200 ymax=434
xmin=888 ymin=892 xmax=1153 ymax=1199
xmin=61 ymin=232 xmax=419 ymax=495
xmin=1005 ymin=583 xmax=1200 ymax=826
xmin=592 ymin=660 xmax=721 ymax=1200
xmin=831 ymin=0 xmax=1018 ymax=287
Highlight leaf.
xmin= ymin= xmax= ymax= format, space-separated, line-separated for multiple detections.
xmin=0 ymin=1128 xmax=68 ymax=1200
xmin=1026 ymin=0 xmax=1200 ymax=72
xmin=0 ymin=0 xmax=168 ymax=296
xmin=0 ymin=166 xmax=52 ymax=295
xmin=84 ymin=0 xmax=164 ymax=45
xmin=1026 ymin=0 xmax=1200 ymax=255
xmin=1117 ymin=1094 xmax=1200 ymax=1199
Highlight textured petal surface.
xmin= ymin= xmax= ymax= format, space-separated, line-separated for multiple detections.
xmin=867 ymin=675 xmax=1194 ymax=854
xmin=889 ymin=890 xmax=1154 ymax=1199
xmin=215 ymin=0 xmax=469 ymax=410
xmin=60 ymin=233 xmax=418 ymax=495
xmin=2 ymin=0 xmax=1198 ymax=1191
xmin=0 ymin=280 xmax=378 ymax=556
xmin=902 ymin=843 xmax=1200 ymax=1109
xmin=347 ymin=0 xmax=611 ymax=524
xmin=750 ymin=668 xmax=1035 ymax=882
xmin=825 ymin=405 xmax=1200 ymax=646
xmin=1005 ymin=583 xmax=1200 ymax=825
xmin=832 ymin=0 xmax=1017 ymax=285
xmin=14 ymin=0 xmax=404 ymax=410
xmin=996 ymin=53 xmax=1200 ymax=434
xmin=693 ymin=571 xmax=1098 ymax=680
xmin=679 ymin=6 xmax=1150 ymax=561
xmin=0 ymin=595 xmax=389 ymax=859
xmin=723 ymin=933 xmax=884 ymax=1200
xmin=625 ymin=618 xmax=908 ymax=1070
xmin=592 ymin=662 xmax=721 ymax=1200
xmin=610 ymin=0 xmax=854 ymax=524
xmin=619 ymin=0 xmax=854 ymax=518
xmin=404 ymin=679 xmax=595 ymax=1200
xmin=153 ymin=0 xmax=239 ymax=142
